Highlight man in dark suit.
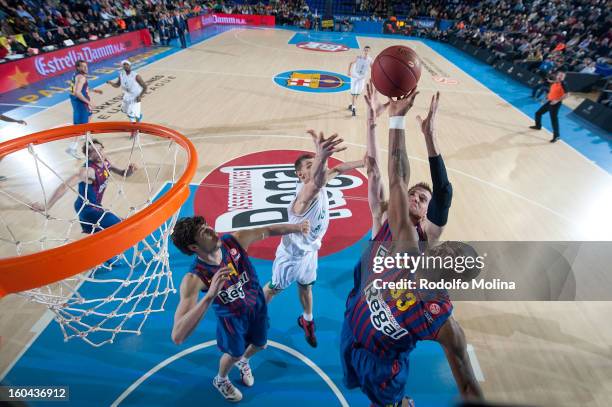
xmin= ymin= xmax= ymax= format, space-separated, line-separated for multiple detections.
xmin=172 ymin=10 xmax=188 ymax=49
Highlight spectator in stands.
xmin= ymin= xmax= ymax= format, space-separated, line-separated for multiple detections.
xmin=7 ymin=35 xmax=27 ymax=55
xmin=579 ymin=59 xmax=597 ymax=74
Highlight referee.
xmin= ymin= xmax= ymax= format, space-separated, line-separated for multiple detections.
xmin=530 ymin=71 xmax=567 ymax=143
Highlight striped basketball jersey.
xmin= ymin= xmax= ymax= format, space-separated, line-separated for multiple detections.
xmin=70 ymin=72 xmax=89 ymax=103
xmin=76 ymin=160 xmax=110 ymax=206
xmin=189 ymin=234 xmax=265 ymax=318
xmin=344 ymin=219 xmax=451 ymax=359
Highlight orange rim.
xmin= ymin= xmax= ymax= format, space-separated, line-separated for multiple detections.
xmin=0 ymin=122 xmax=197 ymax=297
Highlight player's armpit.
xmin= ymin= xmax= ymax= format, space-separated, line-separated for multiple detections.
xmin=436 ymin=317 xmax=484 ymax=400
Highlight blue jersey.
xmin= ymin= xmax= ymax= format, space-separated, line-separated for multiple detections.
xmin=70 ymin=73 xmax=89 ymax=103
xmin=76 ymin=160 xmax=110 ymax=207
xmin=189 ymin=234 xmax=265 ymax=318
xmin=344 ymin=220 xmax=451 ymax=359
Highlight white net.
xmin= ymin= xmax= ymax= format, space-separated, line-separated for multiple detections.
xmin=0 ymin=127 xmax=191 ymax=346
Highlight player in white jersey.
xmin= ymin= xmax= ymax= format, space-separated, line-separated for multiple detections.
xmin=347 ymin=45 xmax=373 ymax=117
xmin=263 ymin=130 xmax=364 ymax=347
xmin=106 ymin=60 xmax=147 ymax=138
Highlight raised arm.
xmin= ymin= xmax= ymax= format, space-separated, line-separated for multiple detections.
xmin=31 ymin=166 xmax=91 ymax=212
xmin=416 ymin=93 xmax=452 ymax=241
xmin=233 ymin=220 xmax=310 ymax=251
xmin=436 ymin=316 xmax=484 ymax=400
xmin=293 ymin=130 xmax=346 ymax=215
xmin=0 ymin=114 xmax=27 ymax=125
xmin=172 ymin=269 xmax=230 ymax=344
xmin=387 ymin=91 xmax=420 ymax=244
xmin=326 ymin=160 xmax=364 ymax=182
xmin=109 ymin=163 xmax=137 ymax=177
xmin=363 ymin=81 xmax=390 ymax=236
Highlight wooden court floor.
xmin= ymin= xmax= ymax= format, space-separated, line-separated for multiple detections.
xmin=1 ymin=28 xmax=611 ymax=406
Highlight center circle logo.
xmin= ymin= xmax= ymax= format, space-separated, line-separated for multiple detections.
xmin=296 ymin=41 xmax=349 ymax=52
xmin=194 ymin=149 xmax=371 ymax=260
xmin=274 ymin=70 xmax=350 ymax=93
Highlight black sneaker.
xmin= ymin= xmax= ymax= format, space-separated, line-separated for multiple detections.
xmin=352 ymin=107 xmax=356 ymax=116
xmin=529 ymin=125 xmax=541 ymax=130
xmin=348 ymin=104 xmax=353 ymax=111
xmin=297 ymin=316 xmax=317 ymax=348
xmin=550 ymin=137 xmax=559 ymax=143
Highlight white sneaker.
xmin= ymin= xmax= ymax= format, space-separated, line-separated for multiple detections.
xmin=236 ymin=359 xmax=254 ymax=387
xmin=213 ymin=376 xmax=243 ymax=402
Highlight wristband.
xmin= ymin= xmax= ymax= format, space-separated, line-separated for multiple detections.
xmin=389 ymin=116 xmax=405 ymax=130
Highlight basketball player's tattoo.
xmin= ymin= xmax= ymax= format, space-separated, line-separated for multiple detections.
xmin=389 ymin=130 xmax=410 ymax=184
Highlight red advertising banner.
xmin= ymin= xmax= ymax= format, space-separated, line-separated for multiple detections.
xmin=187 ymin=13 xmax=275 ymax=32
xmin=0 ymin=30 xmax=148 ymax=94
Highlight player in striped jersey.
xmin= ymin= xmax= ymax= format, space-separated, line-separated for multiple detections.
xmin=341 ymin=91 xmax=483 ymax=406
xmin=170 ymin=216 xmax=309 ymax=402
xmin=363 ymin=81 xmax=452 ymax=243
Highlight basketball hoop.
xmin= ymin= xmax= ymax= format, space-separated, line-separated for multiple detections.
xmin=0 ymin=122 xmax=197 ymax=346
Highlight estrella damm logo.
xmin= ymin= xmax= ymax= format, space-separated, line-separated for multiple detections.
xmin=273 ymin=70 xmax=351 ymax=93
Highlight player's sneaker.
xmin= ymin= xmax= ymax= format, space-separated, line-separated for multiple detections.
xmin=352 ymin=106 xmax=356 ymax=116
xmin=0 ymin=175 xmax=7 ymax=182
xmin=213 ymin=376 xmax=243 ymax=402
xmin=236 ymin=359 xmax=254 ymax=387
xmin=297 ymin=315 xmax=317 ymax=348
xmin=348 ymin=104 xmax=353 ymax=111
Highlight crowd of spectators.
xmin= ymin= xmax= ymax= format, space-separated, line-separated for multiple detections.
xmin=0 ymin=0 xmax=315 ymax=60
xmin=376 ymin=0 xmax=610 ymax=77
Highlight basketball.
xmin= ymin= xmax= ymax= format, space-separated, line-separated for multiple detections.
xmin=371 ymin=45 xmax=422 ymax=98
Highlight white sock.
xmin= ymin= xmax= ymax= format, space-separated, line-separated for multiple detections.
xmin=303 ymin=312 xmax=313 ymax=322
xmin=216 ymin=374 xmax=228 ymax=381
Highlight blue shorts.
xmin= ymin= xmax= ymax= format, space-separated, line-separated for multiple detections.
xmin=217 ymin=305 xmax=269 ymax=358
xmin=341 ymin=320 xmax=410 ymax=407
xmin=76 ymin=203 xmax=121 ymax=233
xmin=71 ymin=97 xmax=91 ymax=124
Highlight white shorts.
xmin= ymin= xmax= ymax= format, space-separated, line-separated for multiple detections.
xmin=270 ymin=245 xmax=318 ymax=290
xmin=350 ymin=76 xmax=366 ymax=95
xmin=121 ymin=98 xmax=142 ymax=122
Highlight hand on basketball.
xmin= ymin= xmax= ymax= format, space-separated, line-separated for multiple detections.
xmin=364 ymin=80 xmax=389 ymax=121
xmin=206 ymin=267 xmax=231 ymax=298
xmin=387 ymin=89 xmax=419 ymax=117
xmin=307 ymin=130 xmax=347 ymax=159
xmin=300 ymin=220 xmax=310 ymax=235
xmin=18 ymin=120 xmax=27 ymax=125
xmin=416 ymin=92 xmax=439 ymax=138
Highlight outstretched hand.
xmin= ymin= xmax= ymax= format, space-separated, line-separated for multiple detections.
xmin=307 ymin=130 xmax=347 ymax=159
xmin=364 ymin=80 xmax=389 ymax=121
xmin=387 ymin=89 xmax=419 ymax=117
xmin=416 ymin=92 xmax=440 ymax=138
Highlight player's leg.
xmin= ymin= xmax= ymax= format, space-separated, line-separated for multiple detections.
xmin=67 ymin=101 xmax=90 ymax=158
xmin=122 ymin=98 xmax=142 ymax=139
xmin=350 ymin=77 xmax=365 ymax=116
xmin=213 ymin=317 xmax=247 ymax=402
xmin=236 ymin=303 xmax=269 ymax=387
xmin=264 ymin=248 xmax=296 ymax=303
xmin=296 ymin=251 xmax=318 ymax=347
